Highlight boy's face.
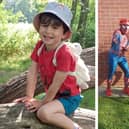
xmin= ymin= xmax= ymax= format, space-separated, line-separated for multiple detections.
xmin=38 ymin=13 xmax=69 ymax=47
xmin=39 ymin=23 xmax=66 ymax=46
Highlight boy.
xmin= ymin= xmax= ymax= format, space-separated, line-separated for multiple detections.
xmin=14 ymin=2 xmax=82 ymax=129
xmin=106 ymin=18 xmax=129 ymax=96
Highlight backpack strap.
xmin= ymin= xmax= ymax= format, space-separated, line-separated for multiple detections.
xmin=37 ymin=42 xmax=76 ymax=76
xmin=52 ymin=42 xmax=76 ymax=76
xmin=37 ymin=43 xmax=44 ymax=56
xmin=52 ymin=42 xmax=66 ymax=66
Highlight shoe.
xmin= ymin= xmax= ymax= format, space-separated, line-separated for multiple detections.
xmin=123 ymin=87 xmax=129 ymax=95
xmin=106 ymin=88 xmax=112 ymax=96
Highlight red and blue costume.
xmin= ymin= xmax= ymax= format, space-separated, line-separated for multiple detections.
xmin=108 ymin=29 xmax=129 ymax=80
xmin=106 ymin=18 xmax=129 ymax=96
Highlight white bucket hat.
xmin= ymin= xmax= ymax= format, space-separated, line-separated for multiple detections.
xmin=33 ymin=2 xmax=73 ymax=32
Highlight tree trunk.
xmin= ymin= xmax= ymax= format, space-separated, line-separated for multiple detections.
xmin=0 ymin=103 xmax=95 ymax=129
xmin=77 ymin=0 xmax=89 ymax=46
xmin=0 ymin=47 xmax=95 ymax=104
xmin=77 ymin=0 xmax=89 ymax=30
xmin=71 ymin=0 xmax=78 ymax=28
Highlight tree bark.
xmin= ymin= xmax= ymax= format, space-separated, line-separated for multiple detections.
xmin=77 ymin=0 xmax=89 ymax=30
xmin=0 ymin=72 xmax=43 ymax=103
xmin=71 ymin=0 xmax=78 ymax=28
xmin=0 ymin=103 xmax=95 ymax=129
xmin=77 ymin=0 xmax=89 ymax=46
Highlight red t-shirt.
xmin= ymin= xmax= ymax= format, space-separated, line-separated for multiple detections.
xmin=31 ymin=40 xmax=80 ymax=97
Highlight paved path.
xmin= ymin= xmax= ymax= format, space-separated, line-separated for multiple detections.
xmin=99 ymin=87 xmax=129 ymax=97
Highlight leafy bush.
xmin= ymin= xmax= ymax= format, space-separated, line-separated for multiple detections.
xmin=72 ymin=20 xmax=95 ymax=48
xmin=71 ymin=0 xmax=95 ymax=48
xmin=0 ymin=23 xmax=39 ymax=60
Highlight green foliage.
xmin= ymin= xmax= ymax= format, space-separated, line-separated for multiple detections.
xmin=99 ymin=97 xmax=129 ymax=129
xmin=0 ymin=4 xmax=8 ymax=23
xmin=0 ymin=2 xmax=24 ymax=24
xmin=4 ymin=0 xmax=38 ymax=23
xmin=72 ymin=21 xmax=95 ymax=48
xmin=85 ymin=18 xmax=95 ymax=47
xmin=0 ymin=55 xmax=31 ymax=84
xmin=71 ymin=0 xmax=95 ymax=48
xmin=0 ymin=23 xmax=39 ymax=60
xmin=4 ymin=0 xmax=46 ymax=23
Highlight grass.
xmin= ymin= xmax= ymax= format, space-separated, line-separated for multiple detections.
xmin=80 ymin=88 xmax=95 ymax=110
xmin=99 ymin=96 xmax=129 ymax=129
xmin=0 ymin=54 xmax=31 ymax=84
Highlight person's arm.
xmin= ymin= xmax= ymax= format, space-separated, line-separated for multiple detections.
xmin=112 ymin=32 xmax=120 ymax=44
xmin=120 ymin=33 xmax=129 ymax=51
xmin=26 ymin=61 xmax=38 ymax=98
xmin=122 ymin=42 xmax=129 ymax=51
xmin=41 ymin=70 xmax=68 ymax=104
xmin=124 ymin=33 xmax=129 ymax=50
xmin=24 ymin=70 xmax=68 ymax=112
xmin=13 ymin=61 xmax=38 ymax=103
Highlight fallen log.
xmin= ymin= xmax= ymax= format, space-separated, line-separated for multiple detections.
xmin=81 ymin=47 xmax=95 ymax=66
xmin=0 ymin=72 xmax=43 ymax=103
xmin=0 ymin=103 xmax=95 ymax=129
xmin=0 ymin=47 xmax=95 ymax=103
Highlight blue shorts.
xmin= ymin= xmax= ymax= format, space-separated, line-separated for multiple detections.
xmin=58 ymin=95 xmax=82 ymax=116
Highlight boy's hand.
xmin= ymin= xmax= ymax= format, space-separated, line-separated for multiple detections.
xmin=13 ymin=96 xmax=32 ymax=103
xmin=25 ymin=99 xmax=42 ymax=112
xmin=13 ymin=97 xmax=42 ymax=112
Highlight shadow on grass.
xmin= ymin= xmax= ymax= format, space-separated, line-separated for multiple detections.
xmin=109 ymin=97 xmax=129 ymax=105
